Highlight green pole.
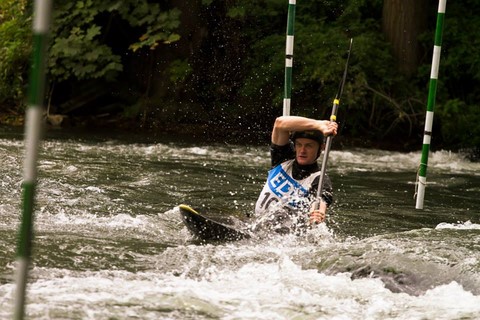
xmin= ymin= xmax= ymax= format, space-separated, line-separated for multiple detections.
xmin=415 ymin=0 xmax=446 ymax=209
xmin=283 ymin=0 xmax=296 ymax=116
xmin=14 ymin=0 xmax=52 ymax=319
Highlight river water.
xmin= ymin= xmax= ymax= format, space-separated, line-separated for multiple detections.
xmin=0 ymin=127 xmax=479 ymax=319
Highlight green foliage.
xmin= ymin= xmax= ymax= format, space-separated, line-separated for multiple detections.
xmin=434 ymin=1 xmax=480 ymax=104
xmin=127 ymin=3 xmax=181 ymax=51
xmin=221 ymin=0 xmax=479 ymax=149
xmin=1 ymin=0 xmax=479 ymax=150
xmin=49 ymin=23 xmax=122 ymax=81
xmin=0 ymin=0 xmax=31 ymax=108
xmin=226 ymin=6 xmax=246 ymax=19
xmin=436 ymin=1 xmax=480 ymax=150
xmin=437 ymin=99 xmax=480 ymax=149
xmin=168 ymin=59 xmax=192 ymax=84
xmin=412 ymin=1 xmax=480 ymax=150
xmin=49 ymin=0 xmax=180 ymax=83
xmin=231 ymin=0 xmax=415 ymax=138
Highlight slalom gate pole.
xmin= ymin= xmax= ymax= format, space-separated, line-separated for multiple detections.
xmin=415 ymin=0 xmax=447 ymax=209
xmin=314 ymin=38 xmax=353 ymax=208
xmin=283 ymin=0 xmax=296 ymax=116
xmin=14 ymin=0 xmax=52 ymax=319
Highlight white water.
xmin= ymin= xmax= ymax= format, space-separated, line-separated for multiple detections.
xmin=0 ymin=134 xmax=479 ymax=319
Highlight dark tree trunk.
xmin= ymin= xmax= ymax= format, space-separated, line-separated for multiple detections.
xmin=382 ymin=0 xmax=429 ymax=77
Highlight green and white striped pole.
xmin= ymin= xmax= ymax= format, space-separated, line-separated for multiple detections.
xmin=415 ymin=0 xmax=447 ymax=209
xmin=14 ymin=0 xmax=52 ymax=319
xmin=283 ymin=0 xmax=296 ymax=116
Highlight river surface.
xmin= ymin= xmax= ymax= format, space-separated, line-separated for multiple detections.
xmin=0 ymin=127 xmax=479 ymax=319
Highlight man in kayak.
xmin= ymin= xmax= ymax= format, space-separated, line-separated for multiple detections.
xmin=254 ymin=115 xmax=338 ymax=232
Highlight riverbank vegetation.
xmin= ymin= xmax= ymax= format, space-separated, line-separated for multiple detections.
xmin=0 ymin=0 xmax=479 ymax=153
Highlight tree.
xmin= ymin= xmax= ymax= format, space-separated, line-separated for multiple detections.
xmin=382 ymin=0 xmax=429 ymax=76
xmin=0 ymin=0 xmax=31 ymax=111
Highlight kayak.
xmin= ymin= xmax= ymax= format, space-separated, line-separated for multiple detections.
xmin=178 ymin=204 xmax=251 ymax=241
xmin=178 ymin=204 xmax=318 ymax=241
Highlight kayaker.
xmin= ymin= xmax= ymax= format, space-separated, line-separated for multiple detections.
xmin=254 ymin=115 xmax=338 ymax=231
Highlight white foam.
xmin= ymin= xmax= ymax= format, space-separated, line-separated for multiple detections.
xmin=436 ymin=220 xmax=480 ymax=230
xmin=1 ymin=258 xmax=479 ymax=320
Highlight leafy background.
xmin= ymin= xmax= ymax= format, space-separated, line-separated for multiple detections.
xmin=0 ymin=0 xmax=479 ymax=153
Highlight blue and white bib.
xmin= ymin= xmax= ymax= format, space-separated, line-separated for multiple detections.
xmin=255 ymin=160 xmax=321 ymax=215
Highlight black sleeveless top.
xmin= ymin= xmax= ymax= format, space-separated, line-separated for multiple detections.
xmin=270 ymin=142 xmax=333 ymax=206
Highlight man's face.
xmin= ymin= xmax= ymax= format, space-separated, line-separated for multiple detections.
xmin=294 ymin=138 xmax=320 ymax=165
